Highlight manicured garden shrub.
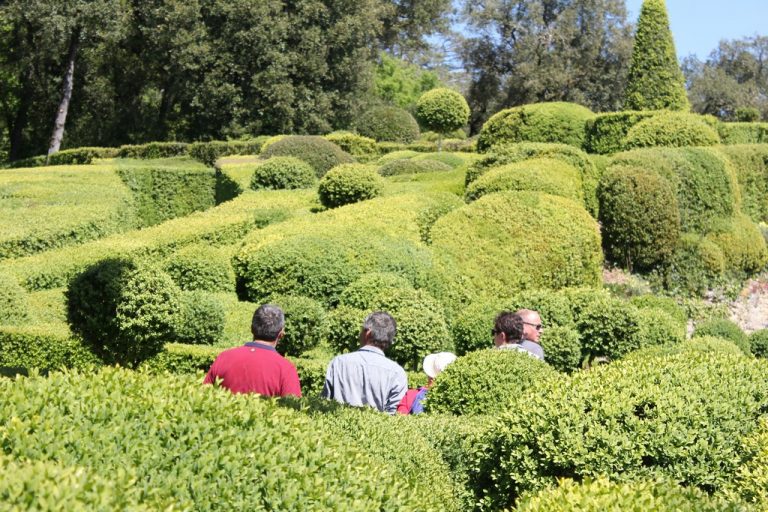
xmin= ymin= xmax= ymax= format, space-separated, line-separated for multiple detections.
xmin=378 ymin=158 xmax=452 ymax=176
xmin=164 ymin=245 xmax=235 ymax=293
xmin=718 ymin=144 xmax=768 ymax=223
xmin=635 ymin=308 xmax=686 ymax=348
xmin=355 ymin=106 xmax=420 ymax=143
xmin=627 ymin=336 xmax=745 ymax=359
xmin=7 ymin=146 xmax=120 ymax=168
xmin=506 ymin=289 xmax=576 ymax=329
xmin=411 ymin=152 xmax=466 ymax=168
xmin=259 ymin=136 xmax=354 ymax=177
xmin=576 ymin=294 xmax=642 ymax=360
xmin=318 ymin=164 xmax=383 ymax=209
xmin=270 ymin=295 xmax=326 ymax=357
xmin=516 ymin=477 xmax=737 ymax=512
xmin=719 ymin=416 xmax=768 ymax=509
xmin=376 ymin=150 xmax=420 ymax=164
xmin=431 ymin=192 xmax=602 ymax=298
xmin=583 ymin=110 xmax=661 ymax=154
xmin=0 ymin=324 xmax=100 ymax=372
xmin=415 ymin=88 xmax=470 ymax=141
xmin=705 ymin=214 xmax=768 ymax=275
xmin=629 ymin=295 xmax=688 ymax=325
xmin=116 ymin=142 xmax=190 ymax=159
xmin=425 ymin=349 xmax=558 ymax=415
xmin=0 ymin=273 xmax=28 ymax=325
xmin=416 ymin=192 xmax=464 ymax=245
xmin=598 ymin=164 xmax=680 ymax=270
xmin=188 ymin=138 xmax=267 ymax=166
xmin=477 ymin=102 xmax=595 ymax=152
xmin=324 ymin=305 xmax=366 ymax=355
xmin=465 ymin=142 xmax=600 ymax=216
xmin=249 ymin=156 xmax=317 ymax=190
xmin=539 ymin=326 xmax=582 ymax=373
xmin=693 ymin=319 xmax=750 ymax=355
xmin=323 ymin=132 xmax=379 ymax=162
xmin=622 ymin=113 xmax=720 ymax=149
xmin=173 ymin=291 xmax=225 ymax=345
xmin=338 ymin=272 xmax=414 ymax=310
xmin=470 ymin=351 xmax=768 ymax=509
xmin=450 ymin=300 xmax=504 ymax=356
xmin=653 ymin=234 xmax=727 ymax=296
xmin=736 ymin=107 xmax=761 ymax=122
xmin=466 ymin=157 xmax=584 ymax=204
xmin=718 ymin=122 xmax=768 ymax=145
xmin=0 ymin=368 xmax=444 ymax=510
xmin=749 ymin=329 xmax=768 ymax=359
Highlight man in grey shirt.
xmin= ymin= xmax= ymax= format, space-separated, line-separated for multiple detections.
xmin=493 ymin=310 xmax=545 ymax=361
xmin=322 ymin=311 xmax=407 ymax=414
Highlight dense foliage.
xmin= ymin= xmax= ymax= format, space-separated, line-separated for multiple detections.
xmin=260 ymin=136 xmax=354 ymax=178
xmin=250 ymin=157 xmax=317 ymax=191
xmin=355 ymin=106 xmax=421 ymax=143
xmin=414 ymin=88 xmax=470 ymax=137
xmin=318 ymin=164 xmax=384 ymax=209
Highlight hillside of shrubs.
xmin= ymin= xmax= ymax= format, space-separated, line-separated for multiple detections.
xmin=3 ymin=100 xmax=768 ymax=510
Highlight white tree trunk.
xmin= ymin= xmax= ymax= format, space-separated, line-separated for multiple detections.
xmin=47 ymin=28 xmax=80 ymax=161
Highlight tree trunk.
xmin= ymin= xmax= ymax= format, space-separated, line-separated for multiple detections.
xmin=47 ymin=27 xmax=81 ymax=161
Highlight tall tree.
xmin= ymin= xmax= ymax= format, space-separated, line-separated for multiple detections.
xmin=623 ymin=0 xmax=688 ymax=111
xmin=458 ymin=0 xmax=633 ymax=133
xmin=378 ymin=0 xmax=453 ymax=59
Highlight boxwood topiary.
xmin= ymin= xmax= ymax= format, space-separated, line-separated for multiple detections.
xmin=259 ymin=136 xmax=354 ymax=177
xmin=505 ymin=289 xmax=576 ymax=329
xmin=318 ymin=164 xmax=383 ymax=209
xmin=338 ymin=272 xmax=414 ymax=310
xmin=654 ymin=233 xmax=727 ymax=296
xmin=323 ymin=132 xmax=379 ymax=162
xmin=622 ymin=112 xmax=721 ymax=149
xmin=0 ymin=273 xmax=28 ymax=325
xmin=376 ymin=149 xmax=420 ymax=164
xmin=378 ymin=158 xmax=452 ymax=176
xmin=466 ymin=157 xmax=585 ymax=204
xmin=425 ymin=349 xmax=558 ymax=416
xmin=749 ymin=329 xmax=768 ymax=359
xmin=325 ymin=305 xmax=366 ymax=355
xmin=577 ymin=295 xmax=642 ymax=360
xmin=704 ymin=214 xmax=768 ymax=275
xmin=430 ymin=192 xmax=603 ymax=299
xmin=598 ymin=164 xmax=681 ymax=271
xmin=268 ymin=295 xmax=326 ymax=357
xmin=249 ymin=156 xmax=317 ymax=190
xmin=355 ymin=106 xmax=421 ymax=143
xmin=718 ymin=122 xmax=768 ymax=145
xmin=174 ymin=291 xmax=225 ymax=345
xmin=635 ymin=308 xmax=686 ymax=349
xmin=470 ymin=351 xmax=768 ymax=509
xmin=629 ymin=295 xmax=688 ymax=325
xmin=717 ymin=144 xmax=768 ymax=223
xmin=539 ymin=325 xmax=582 ymax=373
xmin=416 ymin=192 xmax=465 ymax=245
xmin=415 ymin=88 xmax=470 ymax=137
xmin=164 ymin=245 xmax=236 ymax=293
xmin=477 ymin=102 xmax=595 ymax=152
xmin=693 ymin=319 xmax=750 ymax=355
xmin=411 ymin=152 xmax=467 ymax=168
xmin=451 ymin=299 xmax=505 ymax=356
xmin=583 ymin=110 xmax=662 ymax=154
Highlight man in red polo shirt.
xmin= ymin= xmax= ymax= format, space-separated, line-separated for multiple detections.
xmin=204 ymin=304 xmax=301 ymax=397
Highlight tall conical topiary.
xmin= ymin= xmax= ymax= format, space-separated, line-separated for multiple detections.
xmin=624 ymin=0 xmax=689 ymax=111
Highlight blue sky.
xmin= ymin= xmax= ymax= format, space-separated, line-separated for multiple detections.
xmin=625 ymin=0 xmax=768 ymax=59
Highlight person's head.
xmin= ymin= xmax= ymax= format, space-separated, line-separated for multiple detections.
xmin=493 ymin=311 xmax=524 ymax=347
xmin=251 ymin=304 xmax=285 ymax=344
xmin=423 ymin=352 xmax=457 ymax=386
xmin=516 ymin=309 xmax=543 ymax=343
xmin=360 ymin=311 xmax=397 ymax=351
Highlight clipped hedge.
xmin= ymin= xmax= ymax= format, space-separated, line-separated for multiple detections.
xmin=575 ymin=294 xmax=642 ymax=360
xmin=693 ymin=319 xmax=750 ymax=355
xmin=7 ymin=146 xmax=119 ymax=168
xmin=0 ymin=324 xmax=99 ymax=372
xmin=431 ymin=192 xmax=602 ymax=299
xmin=0 ymin=368 xmax=446 ymax=510
xmin=116 ymin=142 xmax=190 ymax=159
xmin=416 ymin=192 xmax=464 ymax=245
xmin=188 ymin=138 xmax=267 ymax=166
xmin=378 ymin=158 xmax=452 ymax=176
xmin=0 ymin=273 xmax=28 ymax=325
xmin=705 ymin=214 xmax=768 ymax=275
xmin=414 ymin=88 xmax=470 ymax=136
xmin=318 ymin=164 xmax=383 ymax=208
xmin=654 ymin=233 xmax=728 ymax=296
xmin=471 ymin=351 xmax=768 ymax=509
xmin=260 ymin=136 xmax=354 ymax=177
xmin=635 ymin=308 xmax=686 ymax=348
xmin=477 ymin=102 xmax=595 ymax=152
xmin=466 ymin=157 xmax=584 ymax=204
xmin=717 ymin=122 xmax=768 ymax=145
xmin=629 ymin=295 xmax=688 ymax=325
xmin=583 ymin=110 xmax=662 ymax=154
xmin=355 ymin=106 xmax=421 ymax=143
xmin=325 ymin=305 xmax=367 ymax=355
xmin=338 ymin=272 xmax=414 ymax=310
xmin=598 ymin=164 xmax=680 ymax=270
xmin=271 ymin=295 xmax=326 ymax=357
xmin=248 ymin=156 xmax=317 ymax=191
xmin=717 ymin=144 xmax=768 ymax=223
xmin=323 ymin=132 xmax=379 ymax=162
xmin=539 ymin=326 xmax=582 ymax=372
xmin=623 ymin=113 xmax=721 ymax=149
xmin=174 ymin=291 xmax=226 ymax=345
xmin=750 ymin=329 xmax=768 ymax=359
xmin=164 ymin=244 xmax=235 ymax=293
xmin=450 ymin=299 xmax=504 ymax=356
xmin=425 ymin=349 xmax=558 ymax=416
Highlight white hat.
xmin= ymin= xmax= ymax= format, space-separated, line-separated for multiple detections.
xmin=423 ymin=352 xmax=457 ymax=379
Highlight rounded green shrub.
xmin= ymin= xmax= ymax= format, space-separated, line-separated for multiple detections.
xmin=635 ymin=308 xmax=686 ymax=348
xmin=575 ymin=294 xmax=642 ymax=360
xmin=517 ymin=477 xmax=737 ymax=512
xmin=598 ymin=164 xmax=680 ymax=271
xmin=705 ymin=214 xmax=768 ymax=275
xmin=629 ymin=295 xmax=688 ymax=325
xmin=411 ymin=152 xmax=466 ymax=168
xmin=259 ymin=136 xmax=354 ymax=177
xmin=471 ymin=351 xmax=768 ymax=509
xmin=338 ymin=272 xmax=414 ymax=310
xmin=415 ymin=88 xmax=470 ymax=136
xmin=693 ymin=319 xmax=750 ymax=355
xmin=325 ymin=305 xmax=366 ymax=355
xmin=0 ymin=273 xmax=28 ymax=325
xmin=355 ymin=106 xmax=420 ymax=143
xmin=378 ymin=158 xmax=452 ymax=176
xmin=417 ymin=192 xmax=465 ymax=245
xmin=583 ymin=110 xmax=662 ymax=154
xmin=477 ymin=102 xmax=595 ymax=152
xmin=466 ymin=157 xmax=584 ymax=204
xmin=164 ymin=245 xmax=235 ymax=293
xmin=249 ymin=156 xmax=317 ymax=190
xmin=425 ymin=349 xmax=558 ymax=415
xmin=318 ymin=164 xmax=383 ymax=209
xmin=628 ymin=336 xmax=746 ymax=359
xmin=720 ymin=416 xmax=768 ymax=509
xmin=623 ymin=113 xmax=721 ymax=149
xmin=451 ymin=300 xmax=504 ymax=356
xmin=270 ymin=295 xmax=326 ymax=357
xmin=376 ymin=150 xmax=420 ymax=164
xmin=505 ymin=289 xmax=576 ymax=329
xmin=749 ymin=329 xmax=768 ymax=359
xmin=431 ymin=192 xmax=603 ymax=298
xmin=323 ymin=132 xmax=379 ymax=162
xmin=465 ymin=142 xmax=600 ymax=216
xmin=539 ymin=326 xmax=582 ymax=373
xmin=655 ymin=234 xmax=727 ymax=296
xmin=174 ymin=291 xmax=225 ymax=345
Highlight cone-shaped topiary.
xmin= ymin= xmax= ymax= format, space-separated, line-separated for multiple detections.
xmin=624 ymin=0 xmax=689 ymax=111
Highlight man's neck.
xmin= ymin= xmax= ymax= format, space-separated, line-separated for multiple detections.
xmin=250 ymin=339 xmax=277 ymax=348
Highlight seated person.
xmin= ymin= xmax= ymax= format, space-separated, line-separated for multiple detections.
xmin=397 ymin=351 xmax=457 ymax=415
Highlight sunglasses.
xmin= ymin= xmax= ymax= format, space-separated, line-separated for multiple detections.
xmin=523 ymin=322 xmax=543 ymax=331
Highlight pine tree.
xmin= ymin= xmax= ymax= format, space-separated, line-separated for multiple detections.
xmin=624 ymin=0 xmax=689 ymax=111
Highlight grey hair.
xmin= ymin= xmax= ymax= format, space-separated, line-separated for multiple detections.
xmin=362 ymin=311 xmax=397 ymax=350
xmin=251 ymin=304 xmax=285 ymax=342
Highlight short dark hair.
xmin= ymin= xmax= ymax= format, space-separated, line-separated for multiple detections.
xmin=362 ymin=311 xmax=397 ymax=350
xmin=493 ymin=311 xmax=524 ymax=342
xmin=251 ymin=304 xmax=285 ymax=342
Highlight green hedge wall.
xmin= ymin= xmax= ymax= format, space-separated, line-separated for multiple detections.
xmin=6 ymin=146 xmax=119 ymax=168
xmin=323 ymin=132 xmax=379 ymax=162
xmin=704 ymin=214 xmax=768 ymax=276
xmin=164 ymin=244 xmax=236 ymax=293
xmin=622 ymin=113 xmax=721 ymax=149
xmin=717 ymin=144 xmax=768 ymax=223
xmin=583 ymin=110 xmax=661 ymax=154
xmin=0 ymin=324 xmax=99 ymax=372
xmin=378 ymin=158 xmax=452 ymax=176
xmin=717 ymin=122 xmax=768 ymax=145
xmin=431 ymin=192 xmax=602 ymax=299
xmin=260 ymin=136 xmax=354 ymax=177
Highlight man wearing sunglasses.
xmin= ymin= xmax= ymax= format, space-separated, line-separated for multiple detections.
xmin=517 ymin=308 xmax=545 ymax=361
